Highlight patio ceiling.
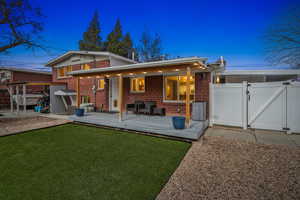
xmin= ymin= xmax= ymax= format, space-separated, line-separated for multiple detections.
xmin=69 ymin=57 xmax=210 ymax=78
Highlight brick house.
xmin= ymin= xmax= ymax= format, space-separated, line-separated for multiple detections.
xmin=0 ymin=67 xmax=52 ymax=108
xmin=46 ymin=51 xmax=222 ymax=123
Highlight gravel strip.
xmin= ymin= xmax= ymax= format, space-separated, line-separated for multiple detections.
xmin=157 ymin=136 xmax=300 ymax=200
xmin=0 ymin=116 xmax=70 ymax=136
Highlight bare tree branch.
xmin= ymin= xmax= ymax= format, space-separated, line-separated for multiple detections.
xmin=0 ymin=0 xmax=45 ymax=53
xmin=264 ymin=5 xmax=300 ymax=68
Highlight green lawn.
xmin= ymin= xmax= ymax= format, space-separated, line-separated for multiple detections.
xmin=0 ymin=124 xmax=190 ymax=200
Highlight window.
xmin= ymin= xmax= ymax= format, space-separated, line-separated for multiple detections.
xmin=81 ymin=64 xmax=91 ymax=70
xmin=98 ymin=79 xmax=105 ymax=90
xmin=81 ymin=96 xmax=90 ymax=104
xmin=57 ymin=66 xmax=72 ymax=78
xmin=164 ymin=75 xmax=195 ymax=102
xmin=130 ymin=77 xmax=145 ymax=93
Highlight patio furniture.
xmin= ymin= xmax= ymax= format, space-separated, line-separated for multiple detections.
xmin=153 ymin=107 xmax=166 ymax=116
xmin=80 ymin=103 xmax=95 ymax=113
xmin=126 ymin=100 xmax=144 ymax=113
xmin=138 ymin=101 xmax=156 ymax=115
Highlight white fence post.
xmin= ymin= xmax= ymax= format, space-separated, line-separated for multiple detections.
xmin=242 ymin=81 xmax=248 ymax=130
xmin=209 ymin=83 xmax=214 ymax=126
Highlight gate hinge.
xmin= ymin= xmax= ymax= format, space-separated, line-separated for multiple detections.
xmin=282 ymin=82 xmax=290 ymax=85
xmin=247 ymin=83 xmax=251 ymax=86
xmin=282 ymin=127 xmax=290 ymax=131
xmin=247 ymin=124 xmax=251 ymax=128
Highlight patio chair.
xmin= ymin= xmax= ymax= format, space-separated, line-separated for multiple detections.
xmin=126 ymin=100 xmax=144 ymax=114
xmin=153 ymin=107 xmax=166 ymax=116
xmin=138 ymin=101 xmax=156 ymax=115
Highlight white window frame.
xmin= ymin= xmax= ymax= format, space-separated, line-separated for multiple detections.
xmin=57 ymin=66 xmax=72 ymax=79
xmin=163 ymin=75 xmax=195 ymax=103
xmin=130 ymin=77 xmax=145 ymax=93
xmin=81 ymin=64 xmax=91 ymax=70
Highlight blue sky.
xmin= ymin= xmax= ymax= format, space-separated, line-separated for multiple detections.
xmin=0 ymin=0 xmax=298 ymax=70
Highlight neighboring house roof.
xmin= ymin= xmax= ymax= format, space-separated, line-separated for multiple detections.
xmin=45 ymin=51 xmax=137 ymax=67
xmin=69 ymin=57 xmax=208 ymax=76
xmin=220 ymin=69 xmax=300 ymax=75
xmin=0 ymin=67 xmax=52 ymax=75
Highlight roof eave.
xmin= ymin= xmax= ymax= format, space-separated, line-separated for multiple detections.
xmin=69 ymin=57 xmax=208 ymax=76
xmin=45 ymin=51 xmax=137 ymax=67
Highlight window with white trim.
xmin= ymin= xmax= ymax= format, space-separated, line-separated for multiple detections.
xmin=164 ymin=75 xmax=195 ymax=102
xmin=81 ymin=64 xmax=91 ymax=70
xmin=57 ymin=66 xmax=72 ymax=78
xmin=130 ymin=77 xmax=145 ymax=93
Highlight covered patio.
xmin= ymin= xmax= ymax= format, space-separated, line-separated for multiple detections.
xmin=69 ymin=57 xmax=213 ymax=125
xmin=69 ymin=112 xmax=208 ymax=140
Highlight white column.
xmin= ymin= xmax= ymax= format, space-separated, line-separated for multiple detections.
xmin=118 ymin=74 xmax=123 ymax=122
xmin=16 ymin=85 xmax=19 ymax=114
xmin=23 ymin=84 xmax=26 ymax=112
xmin=9 ymin=86 xmax=13 ymax=112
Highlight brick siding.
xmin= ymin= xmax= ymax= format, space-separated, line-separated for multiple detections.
xmin=123 ymin=73 xmax=210 ymax=116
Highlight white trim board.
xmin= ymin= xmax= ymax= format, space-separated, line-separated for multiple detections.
xmin=220 ymin=69 xmax=300 ymax=75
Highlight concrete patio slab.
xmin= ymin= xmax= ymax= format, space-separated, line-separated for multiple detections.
xmin=288 ymin=134 xmax=300 ymax=147
xmin=70 ymin=112 xmax=208 ymax=140
xmin=205 ymin=126 xmax=300 ymax=147
xmin=0 ymin=116 xmax=70 ymax=137
xmin=205 ymin=127 xmax=256 ymax=143
xmin=255 ymin=132 xmax=296 ymax=147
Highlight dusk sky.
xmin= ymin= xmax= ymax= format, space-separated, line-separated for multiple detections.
xmin=0 ymin=0 xmax=298 ymax=70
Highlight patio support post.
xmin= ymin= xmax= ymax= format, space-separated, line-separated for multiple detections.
xmin=9 ymin=86 xmax=13 ymax=112
xmin=185 ymin=67 xmax=191 ymax=127
xmin=76 ymin=76 xmax=80 ymax=108
xmin=118 ymin=74 xmax=123 ymax=121
xmin=23 ymin=84 xmax=26 ymax=112
xmin=16 ymin=85 xmax=19 ymax=114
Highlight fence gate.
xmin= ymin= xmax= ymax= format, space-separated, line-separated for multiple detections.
xmin=210 ymin=81 xmax=300 ymax=133
xmin=247 ymin=82 xmax=287 ymax=131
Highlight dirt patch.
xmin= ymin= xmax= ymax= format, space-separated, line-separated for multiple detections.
xmin=0 ymin=116 xmax=70 ymax=136
xmin=157 ymin=136 xmax=300 ymax=200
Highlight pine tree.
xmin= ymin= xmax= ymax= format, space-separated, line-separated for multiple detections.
xmin=105 ymin=19 xmax=123 ymax=55
xmin=79 ymin=11 xmax=103 ymax=51
xmin=121 ymin=33 xmax=134 ymax=58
